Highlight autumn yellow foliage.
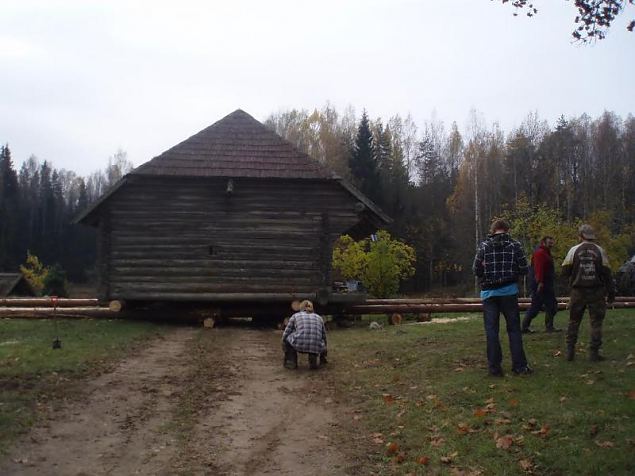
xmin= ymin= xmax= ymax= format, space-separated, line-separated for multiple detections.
xmin=332 ymin=230 xmax=416 ymax=298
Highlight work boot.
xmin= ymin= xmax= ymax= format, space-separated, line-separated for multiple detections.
xmin=284 ymin=349 xmax=298 ymax=369
xmin=308 ymin=353 xmax=319 ymax=370
xmin=566 ymin=346 xmax=575 ymax=361
xmin=589 ymin=349 xmax=605 ymax=362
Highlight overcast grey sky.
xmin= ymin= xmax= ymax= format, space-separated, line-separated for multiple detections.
xmin=1 ymin=0 xmax=634 ymax=176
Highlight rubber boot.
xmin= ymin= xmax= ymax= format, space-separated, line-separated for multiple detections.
xmin=308 ymin=353 xmax=319 ymax=370
xmin=566 ymin=345 xmax=575 ymax=361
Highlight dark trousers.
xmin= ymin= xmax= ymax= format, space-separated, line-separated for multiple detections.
xmin=566 ymin=287 xmax=606 ymax=351
xmin=483 ymin=295 xmax=528 ymax=372
xmin=283 ymin=340 xmax=327 ymax=369
xmin=522 ymin=287 xmax=558 ymax=330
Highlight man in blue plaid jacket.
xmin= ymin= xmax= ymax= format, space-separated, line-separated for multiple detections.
xmin=473 ymin=219 xmax=532 ymax=377
xmin=282 ymin=300 xmax=328 ymax=370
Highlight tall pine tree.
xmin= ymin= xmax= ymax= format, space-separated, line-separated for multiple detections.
xmin=349 ymin=111 xmax=382 ymax=205
xmin=0 ymin=144 xmax=20 ymax=269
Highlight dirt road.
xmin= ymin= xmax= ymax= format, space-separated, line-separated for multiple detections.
xmin=1 ymin=325 xmax=349 ymax=475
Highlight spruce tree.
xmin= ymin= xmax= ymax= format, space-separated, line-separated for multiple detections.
xmin=349 ymin=111 xmax=381 ymax=204
xmin=0 ymin=144 xmax=20 ymax=269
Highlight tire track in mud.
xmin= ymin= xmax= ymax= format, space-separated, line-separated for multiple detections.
xmin=1 ymin=325 xmax=349 ymax=476
xmin=186 ymin=327 xmax=347 ymax=476
xmin=0 ymin=327 xmax=198 ymax=476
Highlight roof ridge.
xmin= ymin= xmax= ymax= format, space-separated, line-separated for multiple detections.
xmin=132 ymin=109 xmax=337 ymax=180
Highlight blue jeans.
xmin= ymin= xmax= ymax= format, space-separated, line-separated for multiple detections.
xmin=522 ymin=286 xmax=558 ymax=330
xmin=483 ymin=295 xmax=528 ymax=372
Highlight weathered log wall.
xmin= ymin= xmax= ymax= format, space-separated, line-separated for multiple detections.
xmin=99 ymin=177 xmax=363 ymax=301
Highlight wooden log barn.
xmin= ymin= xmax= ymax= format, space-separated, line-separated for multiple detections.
xmin=76 ymin=109 xmax=389 ymax=319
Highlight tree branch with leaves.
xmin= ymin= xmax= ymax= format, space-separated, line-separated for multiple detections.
xmin=496 ymin=0 xmax=634 ymax=41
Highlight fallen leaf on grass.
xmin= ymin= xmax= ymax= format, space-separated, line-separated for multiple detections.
xmin=371 ymin=436 xmax=384 ymax=445
xmin=392 ymin=452 xmax=406 ymax=464
xmin=385 ymin=442 xmax=399 ymax=455
xmin=523 ymin=418 xmax=538 ymax=430
xmin=586 ymin=380 xmax=595 ymax=385
xmin=454 ymin=367 xmax=465 ymax=372
xmin=495 ymin=418 xmax=512 ymax=425
xmin=595 ymin=440 xmax=615 ymax=448
xmin=383 ymin=394 xmax=395 ymax=405
xmin=560 ymin=396 xmax=567 ymax=403
xmin=495 ymin=435 xmax=514 ymax=449
xmin=509 ymin=399 xmax=519 ymax=407
xmin=474 ymin=407 xmax=487 ymax=417
xmin=519 ymin=459 xmax=533 ymax=471
xmin=627 ymin=390 xmax=635 ymax=400
xmin=441 ymin=452 xmax=459 ymax=464
xmin=457 ymin=422 xmax=472 ymax=434
xmin=430 ymin=436 xmax=446 ymax=447
xmin=417 ymin=456 xmax=430 ymax=465
xmin=489 ymin=384 xmax=496 ymax=389
xmin=531 ymin=424 xmax=550 ymax=438
xmin=553 ymin=350 xmax=562 ymax=357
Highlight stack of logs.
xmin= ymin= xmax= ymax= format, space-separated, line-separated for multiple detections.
xmin=347 ymin=296 xmax=635 ymax=316
xmin=0 ymin=298 xmax=114 ymax=318
xmin=0 ymin=296 xmax=633 ymax=319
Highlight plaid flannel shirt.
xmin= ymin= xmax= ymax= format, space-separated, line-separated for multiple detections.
xmin=473 ymin=233 xmax=528 ymax=290
xmin=282 ymin=311 xmax=327 ymax=354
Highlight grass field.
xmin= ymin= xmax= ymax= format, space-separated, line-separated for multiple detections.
xmin=0 ymin=318 xmax=167 ymax=454
xmin=327 ymin=309 xmax=635 ymax=475
xmin=1 ymin=311 xmax=633 ymax=474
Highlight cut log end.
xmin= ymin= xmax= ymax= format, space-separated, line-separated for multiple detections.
xmin=109 ymin=300 xmax=124 ymax=312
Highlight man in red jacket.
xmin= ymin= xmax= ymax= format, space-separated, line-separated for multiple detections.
xmin=522 ymin=236 xmax=560 ymax=333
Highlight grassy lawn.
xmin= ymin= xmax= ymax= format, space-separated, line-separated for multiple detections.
xmin=328 ymin=309 xmax=635 ymax=475
xmin=0 ymin=318 xmax=167 ymax=455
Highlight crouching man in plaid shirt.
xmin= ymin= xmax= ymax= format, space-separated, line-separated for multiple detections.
xmin=473 ymin=219 xmax=532 ymax=377
xmin=282 ymin=300 xmax=328 ymax=370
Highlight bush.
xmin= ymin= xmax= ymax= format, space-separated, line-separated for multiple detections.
xmin=42 ymin=264 xmax=69 ymax=298
xmin=332 ymin=230 xmax=416 ymax=298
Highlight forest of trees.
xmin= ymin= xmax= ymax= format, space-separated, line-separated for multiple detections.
xmin=265 ymin=105 xmax=635 ymax=292
xmin=1 ymin=106 xmax=633 ymax=293
xmin=0 ymin=148 xmax=133 ymax=281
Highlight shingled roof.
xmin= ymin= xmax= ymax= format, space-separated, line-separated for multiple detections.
xmin=132 ymin=109 xmax=337 ymax=179
xmin=76 ymin=109 xmax=390 ymax=225
xmin=0 ymin=273 xmax=36 ymax=297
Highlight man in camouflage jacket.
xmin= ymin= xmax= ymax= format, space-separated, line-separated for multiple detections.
xmin=561 ymin=224 xmax=615 ymax=361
